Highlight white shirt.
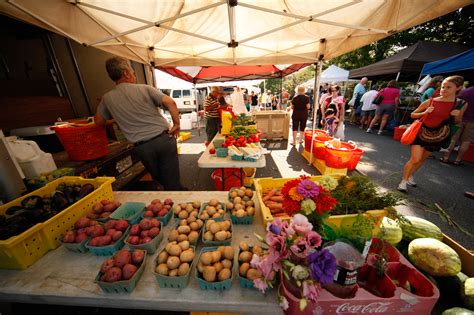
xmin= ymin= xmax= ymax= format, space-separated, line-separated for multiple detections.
xmin=230 ymin=90 xmax=248 ymax=115
xmin=361 ymin=90 xmax=378 ymax=111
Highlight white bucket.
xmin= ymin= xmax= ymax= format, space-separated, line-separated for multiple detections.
xmin=6 ymin=138 xmax=57 ymax=178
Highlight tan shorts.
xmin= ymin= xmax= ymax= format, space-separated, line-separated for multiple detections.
xmin=460 ymin=121 xmax=474 ymax=142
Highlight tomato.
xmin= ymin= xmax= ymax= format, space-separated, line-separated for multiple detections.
xmin=209 ymin=148 xmax=216 ymax=154
xmin=241 ymin=141 xmax=247 ymax=147
xmin=228 ymin=136 xmax=234 ymax=141
xmin=247 ymin=138 xmax=253 ymax=143
xmin=221 ymin=143 xmax=228 ymax=148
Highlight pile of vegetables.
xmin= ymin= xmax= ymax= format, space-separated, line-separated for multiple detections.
xmin=0 ymin=183 xmax=95 ymax=240
xmin=232 ymin=114 xmax=256 ymax=127
xmin=228 ymin=126 xmax=258 ymax=139
xmin=223 ymin=135 xmax=259 ymax=148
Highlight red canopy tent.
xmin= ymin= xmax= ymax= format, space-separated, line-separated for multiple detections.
xmin=157 ymin=64 xmax=311 ymax=84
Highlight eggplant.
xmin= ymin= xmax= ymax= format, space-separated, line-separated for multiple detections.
xmin=51 ymin=191 xmax=69 ymax=211
xmin=72 ymin=184 xmax=82 ymax=202
xmin=78 ymin=183 xmax=94 ymax=199
xmin=64 ymin=185 xmax=75 ymax=204
xmin=6 ymin=206 xmax=25 ymax=215
xmin=0 ymin=214 xmax=6 ymax=226
xmin=21 ymin=195 xmax=43 ymax=210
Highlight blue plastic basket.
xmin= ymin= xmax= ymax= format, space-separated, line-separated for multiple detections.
xmin=95 ymin=250 xmax=147 ymax=293
xmin=153 ymin=246 xmax=196 ymax=289
xmin=231 ymin=154 xmax=243 ymax=161
xmin=109 ymin=202 xmax=145 ymax=224
xmin=216 ymin=147 xmax=228 ymax=157
xmin=195 ymin=246 xmax=233 ymax=290
xmin=125 ymin=223 xmax=163 ymax=254
xmin=230 ymin=214 xmax=254 ymax=225
xmin=85 ymin=227 xmax=130 ymax=256
xmin=198 ymin=202 xmax=227 ymax=221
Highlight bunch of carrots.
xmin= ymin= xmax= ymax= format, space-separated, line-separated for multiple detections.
xmin=262 ymin=188 xmax=284 ymax=215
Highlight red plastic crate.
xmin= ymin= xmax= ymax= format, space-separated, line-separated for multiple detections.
xmin=462 ymin=141 xmax=474 ymax=163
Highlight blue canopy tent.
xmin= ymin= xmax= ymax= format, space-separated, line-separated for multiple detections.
xmin=421 ymin=49 xmax=474 ymax=80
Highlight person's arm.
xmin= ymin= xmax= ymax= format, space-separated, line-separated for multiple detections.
xmin=94 ymin=101 xmax=112 ymax=126
xmin=94 ymin=112 xmax=107 ymax=126
xmin=452 ymin=100 xmax=467 ymax=123
xmin=161 ymin=95 xmax=180 ymax=136
xmin=411 ymin=99 xmax=432 ymax=119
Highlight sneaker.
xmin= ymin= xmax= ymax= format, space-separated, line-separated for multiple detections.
xmin=397 ymin=180 xmax=407 ymax=192
xmin=366 ymin=128 xmax=373 ymax=133
xmin=407 ymin=176 xmax=417 ymax=187
xmin=377 ymin=130 xmax=383 ymax=135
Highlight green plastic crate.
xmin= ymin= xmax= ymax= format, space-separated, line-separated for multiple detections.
xmin=195 ymin=246 xmax=233 ymax=290
xmin=95 ymin=250 xmax=147 ymax=293
xmin=153 ymin=246 xmax=196 ymax=289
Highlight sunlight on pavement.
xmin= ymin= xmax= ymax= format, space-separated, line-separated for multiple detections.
xmin=179 ymin=143 xmax=205 ymax=154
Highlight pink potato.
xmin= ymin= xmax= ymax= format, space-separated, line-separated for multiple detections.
xmin=131 ymin=250 xmax=145 ymax=265
xmin=150 ymin=218 xmax=160 ymax=228
xmin=164 ymin=198 xmax=173 ymax=206
xmin=139 ymin=219 xmax=151 ymax=230
xmin=100 ymin=258 xmax=115 ymax=273
xmin=122 ymin=264 xmax=138 ymax=280
xmin=103 ymin=220 xmax=116 ymax=231
xmin=111 ymin=231 xmax=123 ymax=242
xmin=74 ymin=217 xmax=91 ymax=229
xmin=104 ymin=267 xmax=122 ymax=282
xmin=127 ymin=236 xmax=140 ymax=245
xmin=75 ymin=232 xmax=88 ymax=243
xmin=114 ymin=250 xmax=131 ymax=268
xmin=62 ymin=231 xmax=75 ymax=243
xmin=114 ymin=220 xmax=129 ymax=232
xmin=148 ymin=227 xmax=160 ymax=238
xmin=143 ymin=210 xmax=154 ymax=218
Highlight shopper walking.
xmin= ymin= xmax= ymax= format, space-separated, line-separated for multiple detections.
xmin=421 ymin=76 xmax=444 ymax=102
xmin=359 ymin=85 xmax=379 ymax=130
xmin=94 ymin=56 xmax=185 ymax=190
xmin=204 ymin=86 xmax=224 ymax=143
xmin=290 ymin=86 xmax=310 ymax=145
xmin=349 ymin=77 xmax=368 ymax=124
xmin=321 ymin=85 xmax=345 ymax=135
xmin=367 ymin=80 xmax=400 ymax=135
xmin=398 ymin=76 xmax=467 ymax=192
xmin=440 ymin=84 xmax=473 ymax=165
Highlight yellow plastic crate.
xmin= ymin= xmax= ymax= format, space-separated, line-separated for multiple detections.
xmin=0 ymin=176 xmax=115 ymax=269
xmin=302 ymin=150 xmax=347 ymax=176
xmin=178 ymin=131 xmax=191 ymax=142
xmin=254 ymin=176 xmax=386 ymax=235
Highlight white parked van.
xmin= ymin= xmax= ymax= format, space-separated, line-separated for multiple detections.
xmin=170 ymin=89 xmax=196 ymax=113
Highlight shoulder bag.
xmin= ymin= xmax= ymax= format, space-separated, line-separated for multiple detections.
xmin=418 ymin=98 xmax=463 ymax=144
xmin=400 ymin=99 xmax=432 ymax=145
xmin=373 ymin=89 xmax=384 ymax=105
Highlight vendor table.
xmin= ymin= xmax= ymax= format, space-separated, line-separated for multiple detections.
xmin=0 ymin=191 xmax=282 ymax=315
xmin=198 ymin=134 xmax=266 ymax=190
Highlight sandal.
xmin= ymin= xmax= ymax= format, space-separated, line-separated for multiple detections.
xmin=439 ymin=157 xmax=450 ymax=164
xmin=453 ymin=160 xmax=463 ymax=166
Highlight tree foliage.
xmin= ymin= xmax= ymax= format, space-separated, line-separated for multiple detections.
xmin=330 ymin=5 xmax=473 ymax=69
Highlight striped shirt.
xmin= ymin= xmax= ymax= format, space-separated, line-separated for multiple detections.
xmin=204 ymin=95 xmax=221 ymax=118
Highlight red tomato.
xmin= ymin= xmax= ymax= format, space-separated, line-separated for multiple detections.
xmin=221 ymin=143 xmax=228 ymax=148
xmin=209 ymin=148 xmax=216 ymax=154
xmin=247 ymin=138 xmax=253 ymax=143
xmin=228 ymin=136 xmax=234 ymax=141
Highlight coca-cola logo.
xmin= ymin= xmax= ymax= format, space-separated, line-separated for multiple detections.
xmin=335 ymin=302 xmax=392 ymax=313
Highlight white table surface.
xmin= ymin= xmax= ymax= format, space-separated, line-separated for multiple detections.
xmin=0 ymin=191 xmax=282 ymax=315
xmin=198 ymin=134 xmax=266 ymax=169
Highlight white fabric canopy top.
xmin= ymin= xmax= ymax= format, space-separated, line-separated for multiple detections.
xmin=0 ymin=0 xmax=470 ymax=67
xmin=300 ymin=64 xmax=356 ymax=88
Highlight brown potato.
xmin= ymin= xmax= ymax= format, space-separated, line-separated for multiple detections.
xmin=203 ymin=266 xmax=216 ymax=282
xmin=189 ymin=221 xmax=199 ymax=231
xmin=223 ymin=246 xmax=234 ymax=260
xmin=211 ymin=250 xmax=221 ymax=263
xmin=215 ymin=230 xmax=228 ymax=241
xmin=200 ymin=252 xmax=213 ymax=265
xmin=185 ymin=204 xmax=194 ymax=213
xmin=226 ymin=202 xmax=234 ymax=210
xmin=214 ymin=261 xmax=224 ymax=273
xmin=168 ymin=229 xmax=179 ymax=242
xmin=177 ymin=234 xmax=188 ymax=242
xmin=218 ymin=268 xmax=231 ymax=281
xmin=197 ymin=261 xmax=205 ymax=273
xmin=178 ymin=210 xmax=188 ymax=219
xmin=252 ymin=245 xmax=263 ymax=256
xmin=165 ymin=242 xmax=175 ymax=253
xmin=188 ymin=231 xmax=199 ymax=243
xmin=178 ymin=262 xmax=190 ymax=276
xmin=196 ymin=219 xmax=204 ymax=228
xmin=179 ymin=219 xmax=187 ymax=226
xmin=239 ymin=262 xmax=250 ymax=277
xmin=247 ymin=207 xmax=255 ymax=216
xmin=192 ymin=201 xmax=201 ymax=209
xmin=156 ymin=263 xmax=169 ymax=276
xmin=180 ymin=248 xmax=195 ymax=263
xmin=178 ymin=240 xmax=190 ymax=251
xmin=222 ymin=259 xmax=232 ymax=269
xmin=177 ymin=225 xmax=191 ymax=235
xmin=168 ymin=244 xmax=182 ymax=256
xmin=205 ymin=220 xmax=215 ymax=231
xmin=239 ymin=251 xmax=253 ymax=263
xmin=246 ymin=268 xmax=262 ymax=280
xmin=203 ymin=231 xmax=214 ymax=241
xmin=208 ymin=199 xmax=219 ymax=207
xmin=157 ymin=250 xmax=169 ymax=264
xmin=239 ymin=241 xmax=249 ymax=251
xmin=209 ymin=222 xmax=221 ymax=234
xmin=169 ymin=268 xmax=178 ymax=277
xmin=167 ymin=256 xmax=181 ymax=270
xmin=172 ymin=205 xmax=181 ymax=215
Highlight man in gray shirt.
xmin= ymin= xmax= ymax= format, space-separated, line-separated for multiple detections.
xmin=95 ymin=56 xmax=185 ymax=190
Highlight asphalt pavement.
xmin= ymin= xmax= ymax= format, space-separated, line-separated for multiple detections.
xmin=176 ymin=121 xmax=474 ymax=250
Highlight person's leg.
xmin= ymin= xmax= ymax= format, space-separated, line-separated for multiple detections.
xmin=359 ymin=113 xmax=367 ymax=129
xmin=368 ymin=114 xmax=381 ymax=132
xmin=402 ymin=145 xmax=427 ymax=181
xmin=379 ymin=113 xmax=390 ymax=134
xmin=206 ymin=118 xmax=218 ymax=142
xmin=442 ymin=126 xmax=463 ymax=162
xmin=291 ymin=117 xmax=298 ymax=145
xmin=367 ymin=112 xmax=374 ymax=128
xmin=453 ymin=122 xmax=473 ymax=163
xmin=409 ymin=148 xmax=432 ymax=179
xmin=454 ymin=140 xmax=471 ymax=164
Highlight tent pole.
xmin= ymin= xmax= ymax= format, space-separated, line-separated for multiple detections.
xmin=309 ymin=62 xmax=323 ymax=165
xmin=396 ymin=72 xmax=401 ymax=81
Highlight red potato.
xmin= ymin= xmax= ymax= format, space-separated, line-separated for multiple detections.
xmin=62 ymin=231 xmax=75 ymax=243
xmin=131 ymin=250 xmax=145 ymax=265
xmin=150 ymin=218 xmax=160 ymax=228
xmin=122 ymin=264 xmax=138 ymax=280
xmin=103 ymin=220 xmax=115 ymax=231
xmin=112 ymin=231 xmax=123 ymax=242
xmin=100 ymin=235 xmax=112 ymax=246
xmin=92 ymin=203 xmax=104 ymax=214
xmin=146 ymin=204 xmax=154 ymax=212
xmin=114 ymin=250 xmax=132 ymax=268
xmin=99 ymin=274 xmax=107 ymax=282
xmin=104 ymin=267 xmax=122 ymax=282
xmin=88 ymin=237 xmax=100 ymax=246
xmin=112 ymin=201 xmax=122 ymax=208
xmin=151 ymin=199 xmax=161 ymax=205
xmin=76 ymin=227 xmax=87 ymax=234
xmin=148 ymin=227 xmax=160 ymax=238
xmin=164 ymin=198 xmax=173 ymax=206
xmin=100 ymin=258 xmax=115 ymax=273
xmin=74 ymin=217 xmax=91 ymax=229
xmin=130 ymin=224 xmax=141 ymax=236
xmin=163 ymin=204 xmax=171 ymax=210
xmin=75 ymin=232 xmax=88 ymax=243
xmin=114 ymin=220 xmax=129 ymax=232
xmin=90 ymin=225 xmax=105 ymax=238
xmin=139 ymin=219 xmax=151 ymax=230
xmin=100 ymin=212 xmax=112 ymax=218
xmin=141 ymin=236 xmax=152 ymax=244
xmin=103 ymin=203 xmax=118 ymax=213
xmin=127 ymin=236 xmax=140 ymax=245
xmin=140 ymin=230 xmax=149 ymax=238
xmin=105 ymin=228 xmax=116 ymax=236
xmin=153 ymin=203 xmax=163 ymax=211
xmin=143 ymin=210 xmax=154 ymax=218
xmin=101 ymin=200 xmax=110 ymax=206
xmin=87 ymin=213 xmax=100 ymax=220
xmin=157 ymin=209 xmax=168 ymax=217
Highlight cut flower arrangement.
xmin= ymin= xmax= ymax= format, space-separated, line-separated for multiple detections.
xmin=252 ymin=214 xmax=337 ymax=311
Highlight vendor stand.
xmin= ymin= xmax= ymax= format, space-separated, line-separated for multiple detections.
xmin=0 ymin=191 xmax=282 ymax=315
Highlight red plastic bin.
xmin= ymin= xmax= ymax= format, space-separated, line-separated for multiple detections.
xmin=312 ymin=135 xmax=333 ymax=160
xmin=211 ymin=168 xmax=246 ymax=191
xmin=53 ymin=122 xmax=109 ymax=161
xmin=347 ymin=148 xmax=364 ymax=171
xmin=304 ymin=129 xmax=328 ymax=152
xmin=324 ymin=141 xmax=355 ymax=168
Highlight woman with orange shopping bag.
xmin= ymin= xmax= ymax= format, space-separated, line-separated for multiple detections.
xmin=398 ymin=76 xmax=467 ymax=192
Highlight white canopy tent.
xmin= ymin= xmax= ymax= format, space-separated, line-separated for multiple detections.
xmin=299 ymin=65 xmax=356 ymax=89
xmin=0 ymin=0 xmax=469 ymax=163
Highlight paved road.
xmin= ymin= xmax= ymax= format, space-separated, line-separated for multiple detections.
xmin=345 ymin=124 xmax=474 ymax=250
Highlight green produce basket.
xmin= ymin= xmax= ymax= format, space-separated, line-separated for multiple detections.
xmin=95 ymin=250 xmax=147 ymax=293
xmin=216 ymin=148 xmax=228 ymax=157
xmin=168 ymin=221 xmax=201 ymax=246
xmin=86 ymin=227 xmax=129 ymax=256
xmin=59 ymin=236 xmax=90 ymax=253
xmin=173 ymin=201 xmax=201 ymax=219
xmin=231 ymin=154 xmax=243 ymax=161
xmin=109 ymin=202 xmax=145 ymax=224
xmin=125 ymin=224 xmax=163 ymax=254
xmin=155 ymin=208 xmax=173 ymax=226
xmin=196 ymin=246 xmax=233 ymax=290
xmin=230 ymin=214 xmax=254 ymax=225
xmin=238 ymin=273 xmax=255 ymax=289
xmin=201 ymin=220 xmax=232 ymax=246
xmin=153 ymin=246 xmax=196 ymax=289
xmin=198 ymin=202 xmax=227 ymax=222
